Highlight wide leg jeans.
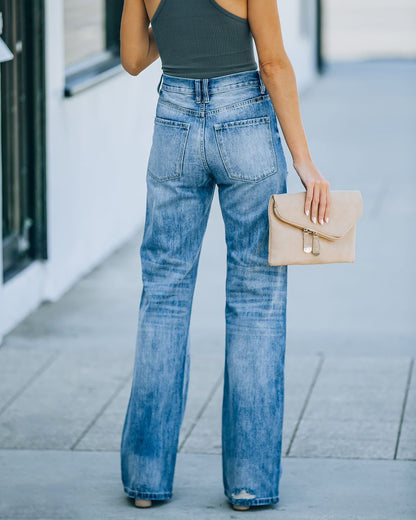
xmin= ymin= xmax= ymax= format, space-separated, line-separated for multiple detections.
xmin=120 ymin=69 xmax=288 ymax=507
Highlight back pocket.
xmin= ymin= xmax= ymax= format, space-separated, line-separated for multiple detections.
xmin=214 ymin=116 xmax=277 ymax=182
xmin=147 ymin=116 xmax=191 ymax=182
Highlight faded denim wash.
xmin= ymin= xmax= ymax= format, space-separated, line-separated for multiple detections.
xmin=120 ymin=69 xmax=288 ymax=507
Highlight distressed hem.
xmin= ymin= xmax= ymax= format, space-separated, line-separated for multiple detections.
xmin=123 ymin=486 xmax=173 ymax=500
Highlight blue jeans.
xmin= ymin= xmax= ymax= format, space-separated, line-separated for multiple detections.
xmin=120 ymin=69 xmax=288 ymax=507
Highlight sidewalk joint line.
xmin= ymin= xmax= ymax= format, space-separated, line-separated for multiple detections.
xmin=285 ymin=353 xmax=325 ymax=457
xmin=0 ymin=350 xmax=60 ymax=417
xmin=0 ymin=447 xmax=414 ymax=461
xmin=70 ymin=370 xmax=134 ymax=451
xmin=178 ymin=369 xmax=224 ymax=453
xmin=394 ymin=357 xmax=414 ymax=460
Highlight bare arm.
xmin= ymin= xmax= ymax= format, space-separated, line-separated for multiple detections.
xmin=249 ymin=0 xmax=331 ymax=225
xmin=120 ymin=0 xmax=160 ymax=76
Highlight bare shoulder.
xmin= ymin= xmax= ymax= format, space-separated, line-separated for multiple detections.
xmin=146 ymin=0 xmax=249 ymax=22
xmin=143 ymin=0 xmax=159 ymax=22
xmin=211 ymin=0 xmax=248 ymax=19
xmin=248 ymin=0 xmax=288 ymax=69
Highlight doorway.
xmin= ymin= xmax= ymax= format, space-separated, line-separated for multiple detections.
xmin=0 ymin=0 xmax=47 ymax=283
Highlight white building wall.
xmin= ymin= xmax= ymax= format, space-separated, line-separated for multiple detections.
xmin=42 ymin=0 xmax=158 ymax=301
xmin=278 ymin=0 xmax=318 ymax=90
xmin=0 ymin=0 xmax=318 ymax=343
xmin=323 ymin=0 xmax=416 ymax=61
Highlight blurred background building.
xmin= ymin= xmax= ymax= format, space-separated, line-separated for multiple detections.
xmin=0 ymin=0 xmax=414 ymax=343
xmin=323 ymin=0 xmax=416 ymax=61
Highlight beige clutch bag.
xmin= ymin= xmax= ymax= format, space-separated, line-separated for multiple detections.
xmin=268 ymin=190 xmax=363 ymax=265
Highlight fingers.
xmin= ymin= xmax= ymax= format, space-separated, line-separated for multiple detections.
xmin=304 ymin=185 xmax=313 ymax=218
xmin=304 ymin=180 xmax=331 ymax=225
xmin=310 ymin=183 xmax=319 ymax=224
xmin=324 ymin=183 xmax=331 ymax=223
xmin=318 ymin=188 xmax=327 ymax=225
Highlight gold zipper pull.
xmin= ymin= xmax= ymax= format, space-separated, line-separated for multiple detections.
xmin=312 ymin=232 xmax=320 ymax=256
xmin=303 ymin=228 xmax=313 ymax=253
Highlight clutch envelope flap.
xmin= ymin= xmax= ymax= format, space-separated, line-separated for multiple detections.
xmin=272 ymin=190 xmax=363 ymax=240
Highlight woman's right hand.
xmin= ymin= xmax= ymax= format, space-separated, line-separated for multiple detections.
xmin=293 ymin=159 xmax=331 ymax=225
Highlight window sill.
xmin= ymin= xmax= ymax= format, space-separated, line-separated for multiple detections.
xmin=64 ymin=51 xmax=123 ymax=97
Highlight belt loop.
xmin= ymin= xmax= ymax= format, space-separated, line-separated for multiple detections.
xmin=194 ymin=79 xmax=202 ymax=104
xmin=202 ymin=78 xmax=209 ymax=104
xmin=258 ymin=70 xmax=266 ymax=94
xmin=157 ymin=73 xmax=163 ymax=94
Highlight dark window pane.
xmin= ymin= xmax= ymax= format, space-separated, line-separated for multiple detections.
xmin=64 ymin=0 xmax=106 ymax=67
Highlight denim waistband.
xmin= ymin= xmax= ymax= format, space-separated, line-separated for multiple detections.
xmin=156 ymin=69 xmax=266 ymax=102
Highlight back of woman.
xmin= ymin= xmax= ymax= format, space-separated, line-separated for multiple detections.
xmin=119 ymin=0 xmax=331 ymax=512
xmin=151 ymin=0 xmax=257 ymax=78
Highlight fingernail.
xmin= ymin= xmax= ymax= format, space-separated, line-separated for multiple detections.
xmin=319 ymin=218 xmax=324 ymax=225
xmin=312 ymin=216 xmax=317 ymax=224
xmin=305 ymin=209 xmax=309 ymax=216
xmin=325 ymin=217 xmax=329 ymax=223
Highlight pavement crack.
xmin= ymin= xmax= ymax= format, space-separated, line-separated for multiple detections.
xmin=394 ymin=357 xmax=414 ymax=460
xmin=70 ymin=370 xmax=133 ymax=451
xmin=285 ymin=353 xmax=325 ymax=456
xmin=0 ymin=350 xmax=60 ymax=417
xmin=178 ymin=369 xmax=224 ymax=453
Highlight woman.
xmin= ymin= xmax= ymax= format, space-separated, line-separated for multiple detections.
xmin=119 ymin=0 xmax=331 ymax=512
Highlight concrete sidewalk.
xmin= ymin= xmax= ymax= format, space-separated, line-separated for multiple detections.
xmin=0 ymin=60 xmax=415 ymax=519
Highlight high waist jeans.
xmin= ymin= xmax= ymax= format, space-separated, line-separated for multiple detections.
xmin=120 ymin=69 xmax=288 ymax=507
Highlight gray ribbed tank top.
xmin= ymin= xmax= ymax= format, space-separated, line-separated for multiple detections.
xmin=150 ymin=0 xmax=258 ymax=79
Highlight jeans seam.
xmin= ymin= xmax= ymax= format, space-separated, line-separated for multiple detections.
xmin=211 ymin=95 xmax=270 ymax=115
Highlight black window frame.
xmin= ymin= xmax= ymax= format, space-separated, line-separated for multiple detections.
xmin=64 ymin=0 xmax=124 ymax=97
xmin=1 ymin=0 xmax=47 ymax=282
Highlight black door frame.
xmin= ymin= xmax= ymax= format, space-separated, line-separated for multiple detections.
xmin=1 ymin=0 xmax=47 ymax=283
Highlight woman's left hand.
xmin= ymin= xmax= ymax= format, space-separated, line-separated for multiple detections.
xmin=293 ymin=159 xmax=331 ymax=225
